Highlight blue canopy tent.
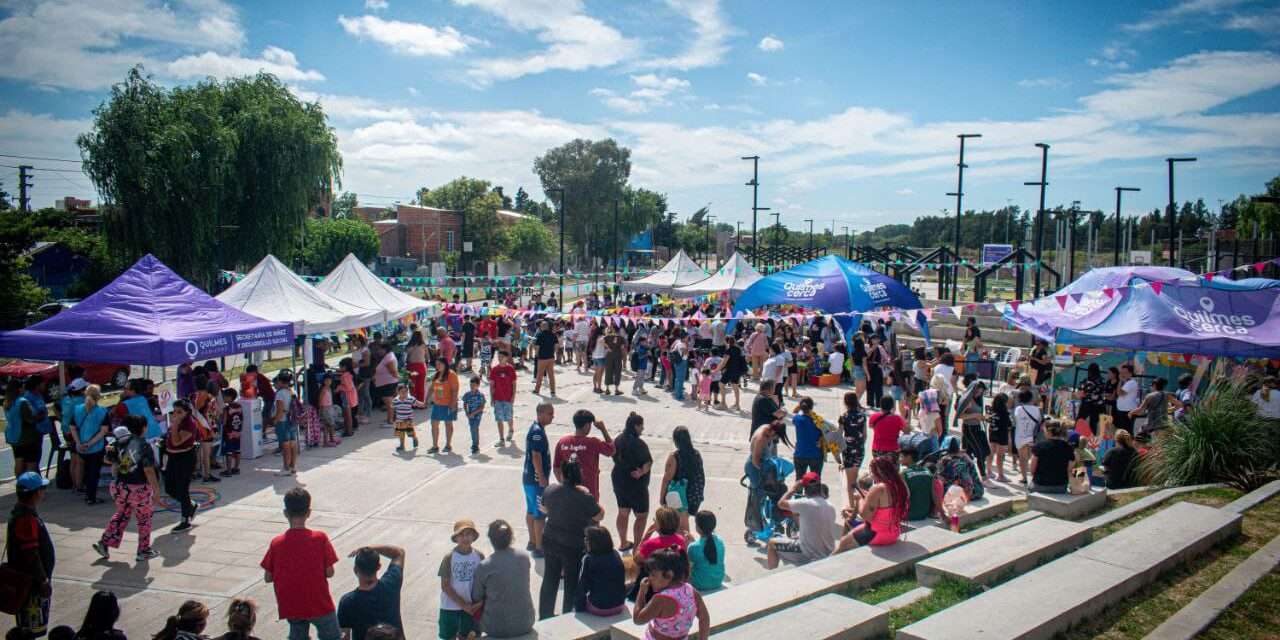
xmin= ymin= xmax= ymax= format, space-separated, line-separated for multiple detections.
xmin=731 ymin=255 xmax=925 ymax=344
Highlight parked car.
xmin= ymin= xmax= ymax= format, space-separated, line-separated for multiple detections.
xmin=0 ymin=359 xmax=132 ymax=393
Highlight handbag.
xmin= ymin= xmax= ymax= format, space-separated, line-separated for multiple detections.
xmin=1068 ymin=466 xmax=1091 ymax=495
xmin=0 ymin=538 xmax=34 ymax=615
xmin=664 ymin=478 xmax=689 ymax=512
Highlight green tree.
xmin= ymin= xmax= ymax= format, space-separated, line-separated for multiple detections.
xmin=513 ymin=187 xmax=530 ymax=212
xmin=506 ymin=218 xmax=556 ymax=267
xmin=0 ymin=209 xmax=50 ymax=327
xmin=78 ymin=67 xmax=341 ymax=287
xmin=417 ymin=176 xmax=510 ymax=269
xmin=301 ymin=217 xmax=379 ymax=274
xmin=533 ymin=138 xmax=631 ymax=266
xmin=331 ymin=191 xmax=358 ymax=218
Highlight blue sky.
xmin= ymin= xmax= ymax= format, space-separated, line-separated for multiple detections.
xmin=2 ymin=0 xmax=1279 ymax=232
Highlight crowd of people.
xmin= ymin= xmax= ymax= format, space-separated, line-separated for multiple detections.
xmin=9 ymin=285 xmax=1277 ymax=640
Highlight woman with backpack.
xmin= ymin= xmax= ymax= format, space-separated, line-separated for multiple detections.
xmin=660 ymin=426 xmax=706 ymax=533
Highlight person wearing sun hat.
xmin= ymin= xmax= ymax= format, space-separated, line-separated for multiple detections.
xmin=437 ymin=518 xmax=484 ymax=639
xmin=8 ymin=471 xmax=54 ymax=636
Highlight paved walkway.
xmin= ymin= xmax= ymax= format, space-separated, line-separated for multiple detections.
xmin=0 ymin=362 xmax=1024 ymax=638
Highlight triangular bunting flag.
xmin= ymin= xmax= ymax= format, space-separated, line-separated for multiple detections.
xmin=1055 ymin=295 xmax=1068 ymax=309
xmin=1151 ymin=281 xmax=1164 ymax=295
xmin=1009 ymin=300 xmax=1021 ymax=313
xmin=1069 ymin=293 xmax=1084 ymax=304
xmin=1255 ymin=262 xmax=1267 ymax=274
xmin=1203 ymin=272 xmax=1215 ymax=282
xmin=1103 ymin=287 xmax=1115 ymax=299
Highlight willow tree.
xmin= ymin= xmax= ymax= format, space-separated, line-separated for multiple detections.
xmin=78 ymin=67 xmax=341 ymax=287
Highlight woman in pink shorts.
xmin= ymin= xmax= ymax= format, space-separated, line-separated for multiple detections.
xmin=833 ymin=456 xmax=908 ymax=552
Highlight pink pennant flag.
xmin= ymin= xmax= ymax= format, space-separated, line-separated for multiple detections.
xmin=1009 ymin=300 xmax=1022 ymax=314
xmin=1103 ymin=287 xmax=1115 ymax=299
xmin=1203 ymin=272 xmax=1215 ymax=282
xmin=1256 ymin=262 xmax=1268 ymax=274
xmin=1055 ymin=295 xmax=1068 ymax=309
xmin=1151 ymin=281 xmax=1164 ymax=296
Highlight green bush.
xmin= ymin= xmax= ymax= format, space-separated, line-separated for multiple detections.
xmin=1138 ymin=378 xmax=1280 ymax=491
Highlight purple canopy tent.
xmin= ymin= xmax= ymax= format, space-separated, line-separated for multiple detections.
xmin=0 ymin=254 xmax=294 ymax=366
xmin=1004 ymin=266 xmax=1280 ymax=358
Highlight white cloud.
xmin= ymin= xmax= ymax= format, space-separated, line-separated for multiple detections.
xmin=592 ymin=74 xmax=690 ymax=113
xmin=407 ymin=87 xmax=419 ymax=96
xmin=639 ymin=0 xmax=733 ymax=70
xmin=0 ymin=0 xmax=245 ymax=90
xmin=288 ymin=88 xmax=415 ymax=121
xmin=168 ymin=46 xmax=325 ymax=83
xmin=1017 ymin=77 xmax=1069 ymax=89
xmin=1082 ymin=50 xmax=1280 ymax=120
xmin=337 ymin=14 xmax=473 ymax=57
xmin=1224 ymin=5 xmax=1280 ymax=32
xmin=365 ymin=0 xmax=390 ymax=10
xmin=746 ymin=72 xmax=768 ymax=86
xmin=1122 ymin=0 xmax=1247 ymax=32
xmin=758 ymin=35 xmax=784 ymax=52
xmin=455 ymin=0 xmax=639 ymax=84
xmin=895 ymin=188 xmax=914 ymax=196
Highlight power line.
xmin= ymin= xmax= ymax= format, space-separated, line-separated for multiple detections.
xmin=0 ymin=163 xmax=90 ymax=174
xmin=0 ymin=153 xmax=81 ymax=164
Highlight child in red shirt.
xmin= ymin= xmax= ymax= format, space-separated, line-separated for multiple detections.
xmin=261 ymin=488 xmax=341 ymax=639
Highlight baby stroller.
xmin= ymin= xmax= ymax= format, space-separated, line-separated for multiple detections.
xmin=741 ymin=456 xmax=797 ymax=544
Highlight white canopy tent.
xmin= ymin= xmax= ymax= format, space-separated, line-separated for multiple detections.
xmin=620 ymin=250 xmax=708 ymax=294
xmin=217 ymin=255 xmax=385 ymax=334
xmin=672 ymin=252 xmax=763 ymax=300
xmin=317 ymin=253 xmax=439 ymax=322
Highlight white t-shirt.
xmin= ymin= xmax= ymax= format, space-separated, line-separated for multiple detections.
xmin=761 ymin=354 xmax=787 ymax=383
xmin=699 ymin=322 xmax=714 ymax=340
xmin=934 ymin=363 xmax=955 ymax=390
xmin=439 ymin=548 xmax=483 ymax=610
xmin=1252 ymin=389 xmax=1280 ymax=419
xmin=592 ymin=338 xmax=606 ymax=359
xmin=787 ymin=496 xmax=837 ymax=561
xmin=574 ymin=320 xmax=590 ymax=344
xmin=827 ymin=351 xmax=845 ymax=375
xmin=1013 ymin=404 xmax=1043 ymax=447
xmin=1117 ymin=378 xmax=1140 ymax=411
xmin=711 ymin=320 xmax=726 ymax=346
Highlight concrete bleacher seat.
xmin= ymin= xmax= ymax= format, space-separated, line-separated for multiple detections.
xmin=710 ymin=594 xmax=889 ymax=640
xmin=513 ymin=609 xmax=630 ymax=640
xmin=897 ymin=501 xmax=1243 ymax=640
xmin=611 ymin=526 xmax=962 ymax=639
xmin=907 ymin=493 xmax=1013 ymax=531
xmin=915 ymin=516 xmax=1091 ymax=586
xmin=1027 ymin=489 xmax=1106 ymax=519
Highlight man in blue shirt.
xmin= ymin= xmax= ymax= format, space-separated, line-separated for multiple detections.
xmin=523 ymin=402 xmax=553 ymax=558
xmin=338 ymin=544 xmax=406 ymax=640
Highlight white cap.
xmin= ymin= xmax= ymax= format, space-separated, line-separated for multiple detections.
xmin=67 ymin=378 xmax=89 ymax=392
xmin=113 ymin=426 xmax=131 ymax=440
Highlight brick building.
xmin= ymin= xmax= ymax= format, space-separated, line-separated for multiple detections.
xmin=372 ymin=204 xmax=464 ymax=266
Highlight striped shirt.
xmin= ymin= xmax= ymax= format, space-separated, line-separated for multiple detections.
xmin=392 ymin=396 xmax=420 ymax=422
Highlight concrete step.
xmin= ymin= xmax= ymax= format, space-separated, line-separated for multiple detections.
xmin=1027 ymin=489 xmax=1107 ymax=520
xmin=609 ymin=526 xmax=963 ymax=640
xmin=897 ymin=501 xmax=1243 ymax=640
xmin=710 ymin=594 xmax=889 ymax=640
xmin=896 ymin=322 xmax=1033 ymax=348
xmin=878 ymin=586 xmax=934 ymax=610
xmin=916 ymin=516 xmax=1092 ymax=587
xmin=519 ymin=609 xmax=630 ymax=640
xmin=907 ymin=493 xmax=1014 ymax=532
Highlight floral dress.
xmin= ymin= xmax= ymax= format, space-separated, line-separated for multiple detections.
xmin=839 ymin=409 xmax=867 ymax=470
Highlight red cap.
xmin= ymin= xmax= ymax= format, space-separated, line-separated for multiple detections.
xmin=801 ymin=471 xmax=821 ymax=485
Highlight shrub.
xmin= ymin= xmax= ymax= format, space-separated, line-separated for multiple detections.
xmin=1137 ymin=378 xmax=1280 ymax=492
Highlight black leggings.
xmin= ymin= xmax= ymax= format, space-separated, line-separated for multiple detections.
xmin=81 ymin=451 xmax=105 ymax=502
xmin=164 ymin=449 xmax=197 ymax=519
xmin=867 ymin=370 xmax=884 ymax=408
xmin=538 ymin=540 xmax=584 ymax=620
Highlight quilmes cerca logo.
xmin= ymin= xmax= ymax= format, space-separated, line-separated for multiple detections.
xmin=783 ymin=278 xmax=827 ymax=299
xmin=1172 ymin=296 xmax=1256 ymax=335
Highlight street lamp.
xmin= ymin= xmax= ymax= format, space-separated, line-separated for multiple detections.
xmin=1025 ymin=142 xmax=1050 ymax=297
xmin=840 ymin=226 xmax=849 ymax=259
xmin=1114 ymin=187 xmax=1140 ymax=266
xmin=736 ymin=221 xmax=742 ymax=250
xmin=742 ymin=155 xmax=769 ymax=266
xmin=1166 ymin=157 xmax=1196 ymax=266
xmin=946 ymin=133 xmax=982 ymax=304
xmin=770 ymin=212 xmax=782 ymax=249
xmin=547 ymin=187 xmax=565 ymax=309
xmin=704 ymin=215 xmax=717 ymax=268
xmin=804 ymin=219 xmax=813 ymax=252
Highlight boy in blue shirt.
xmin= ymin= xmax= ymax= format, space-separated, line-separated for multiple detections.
xmin=462 ymin=377 xmax=486 ymax=455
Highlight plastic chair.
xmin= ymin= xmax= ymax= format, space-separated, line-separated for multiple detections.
xmin=995 ymin=347 xmax=1022 ymax=382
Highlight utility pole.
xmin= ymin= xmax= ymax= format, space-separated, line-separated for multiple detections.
xmin=1166 ymin=157 xmax=1196 ymax=266
xmin=705 ymin=215 xmax=716 ymax=268
xmin=548 ymin=188 xmax=565 ymax=310
xmin=1114 ymin=187 xmax=1140 ymax=266
xmin=771 ymin=212 xmax=781 ymax=249
xmin=841 ymin=226 xmax=849 ymax=259
xmin=17 ymin=165 xmax=32 ymax=213
xmin=742 ymin=155 xmax=770 ymax=266
xmin=736 ymin=221 xmax=742 ymax=251
xmin=946 ymin=133 xmax=981 ymax=304
xmin=1066 ymin=201 xmax=1080 ymax=281
xmin=613 ymin=199 xmax=620 ymax=282
xmin=1025 ymin=143 xmax=1050 ymax=297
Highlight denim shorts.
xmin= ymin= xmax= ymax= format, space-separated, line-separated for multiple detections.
xmin=431 ymin=404 xmax=457 ymax=422
xmin=593 ymin=357 xmax=606 ymax=367
xmin=275 ymin=420 xmax=298 ymax=442
xmin=852 ymin=366 xmax=866 ymax=381
xmin=523 ymin=482 xmax=545 ymax=519
xmin=287 ymin=612 xmax=340 ymax=640
xmin=493 ymin=401 xmax=513 ymax=422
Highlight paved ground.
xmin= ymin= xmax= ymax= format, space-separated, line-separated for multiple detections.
xmin=1 ymin=360 xmax=1025 ymax=638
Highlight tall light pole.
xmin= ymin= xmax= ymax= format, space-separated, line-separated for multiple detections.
xmin=704 ymin=215 xmax=716 ymax=268
xmin=804 ymin=219 xmax=814 ymax=252
xmin=841 ymin=226 xmax=849 ymax=259
xmin=770 ymin=212 xmax=782 ymax=249
xmin=946 ymin=133 xmax=981 ymax=304
xmin=736 ymin=221 xmax=742 ymax=250
xmin=1114 ymin=187 xmax=1140 ymax=266
xmin=1166 ymin=157 xmax=1196 ymax=267
xmin=742 ymin=155 xmax=769 ymax=266
xmin=1025 ymin=143 xmax=1050 ymax=297
xmin=612 ymin=198 xmax=620 ymax=282
xmin=1065 ymin=201 xmax=1081 ymax=281
xmin=547 ymin=187 xmax=565 ymax=309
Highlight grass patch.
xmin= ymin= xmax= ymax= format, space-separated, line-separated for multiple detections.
xmin=1093 ymin=487 xmax=1240 ymax=539
xmin=1200 ymin=573 xmax=1280 ymax=640
xmin=887 ymin=578 xmax=982 ymax=631
xmin=1060 ymin=488 xmax=1280 ymax=640
xmin=855 ymin=576 xmax=918 ymax=605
